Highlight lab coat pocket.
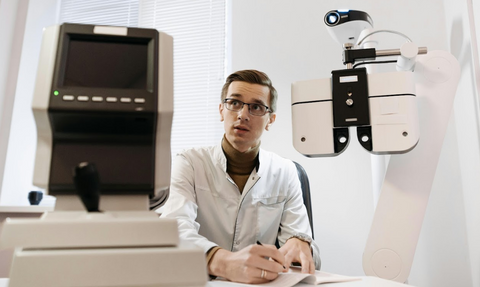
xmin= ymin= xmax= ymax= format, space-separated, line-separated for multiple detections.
xmin=256 ymin=197 xmax=286 ymax=243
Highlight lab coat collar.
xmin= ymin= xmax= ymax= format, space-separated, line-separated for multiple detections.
xmin=214 ymin=140 xmax=266 ymax=176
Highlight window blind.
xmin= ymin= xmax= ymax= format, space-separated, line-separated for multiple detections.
xmin=58 ymin=0 xmax=226 ymax=156
xmin=138 ymin=1 xmax=226 ymax=155
xmin=59 ymin=0 xmax=139 ymax=27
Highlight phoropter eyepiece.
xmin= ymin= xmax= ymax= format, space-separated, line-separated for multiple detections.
xmin=325 ymin=11 xmax=340 ymax=26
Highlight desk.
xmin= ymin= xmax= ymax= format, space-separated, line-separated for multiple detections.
xmin=208 ymin=276 xmax=412 ymax=287
xmin=0 ymin=277 xmax=412 ymax=287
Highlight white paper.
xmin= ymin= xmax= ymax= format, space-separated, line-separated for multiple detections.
xmin=213 ymin=267 xmax=361 ymax=286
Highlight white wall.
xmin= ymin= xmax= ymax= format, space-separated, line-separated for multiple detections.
xmin=231 ymin=0 xmax=478 ymax=286
xmin=0 ymin=0 xmax=29 ymax=204
xmin=0 ymin=0 xmax=59 ymax=205
xmin=434 ymin=1 xmax=480 ymax=286
xmin=409 ymin=0 xmax=480 ymax=286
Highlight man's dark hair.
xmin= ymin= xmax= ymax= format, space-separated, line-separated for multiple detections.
xmin=221 ymin=69 xmax=278 ymax=113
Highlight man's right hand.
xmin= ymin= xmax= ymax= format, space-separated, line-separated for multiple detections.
xmin=208 ymin=244 xmax=286 ymax=284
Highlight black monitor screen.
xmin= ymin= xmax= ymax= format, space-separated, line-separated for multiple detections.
xmin=63 ymin=39 xmax=148 ymax=89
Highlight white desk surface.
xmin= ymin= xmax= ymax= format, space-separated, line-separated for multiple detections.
xmin=208 ymin=276 xmax=412 ymax=287
xmin=0 ymin=277 xmax=412 ymax=287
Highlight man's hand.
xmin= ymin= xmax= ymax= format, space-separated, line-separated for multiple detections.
xmin=208 ymin=244 xmax=286 ymax=284
xmin=279 ymin=237 xmax=315 ymax=274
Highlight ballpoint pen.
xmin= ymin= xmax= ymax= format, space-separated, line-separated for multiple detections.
xmin=256 ymin=240 xmax=286 ymax=269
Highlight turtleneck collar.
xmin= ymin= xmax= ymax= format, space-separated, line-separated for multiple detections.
xmin=221 ymin=135 xmax=260 ymax=174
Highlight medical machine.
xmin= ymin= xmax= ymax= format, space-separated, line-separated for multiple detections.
xmin=292 ymin=10 xmax=460 ymax=282
xmin=0 ymin=23 xmax=207 ymax=287
xmin=293 ymin=10 xmax=423 ymax=156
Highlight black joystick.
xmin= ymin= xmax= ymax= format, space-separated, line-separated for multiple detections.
xmin=73 ymin=162 xmax=101 ymax=212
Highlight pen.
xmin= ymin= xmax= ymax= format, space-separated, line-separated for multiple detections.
xmin=256 ymin=240 xmax=286 ymax=269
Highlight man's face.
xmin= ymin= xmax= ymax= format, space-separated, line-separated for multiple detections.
xmin=219 ymin=81 xmax=276 ymax=153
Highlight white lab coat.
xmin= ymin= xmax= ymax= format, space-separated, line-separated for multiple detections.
xmin=160 ymin=143 xmax=321 ymax=270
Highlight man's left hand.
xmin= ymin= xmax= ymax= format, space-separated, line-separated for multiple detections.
xmin=278 ymin=237 xmax=315 ymax=274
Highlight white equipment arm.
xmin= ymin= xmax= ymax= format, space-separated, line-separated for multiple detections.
xmin=363 ymin=50 xmax=460 ymax=282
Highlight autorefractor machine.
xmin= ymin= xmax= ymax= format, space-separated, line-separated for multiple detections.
xmin=0 ymin=23 xmax=207 ymax=287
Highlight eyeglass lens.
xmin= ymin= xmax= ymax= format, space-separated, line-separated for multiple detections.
xmin=224 ymin=99 xmax=268 ymax=116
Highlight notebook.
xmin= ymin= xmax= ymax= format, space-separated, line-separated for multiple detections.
xmin=214 ymin=267 xmax=361 ymax=286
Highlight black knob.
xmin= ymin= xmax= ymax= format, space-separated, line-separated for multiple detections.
xmin=28 ymin=191 xmax=43 ymax=205
xmin=73 ymin=162 xmax=101 ymax=212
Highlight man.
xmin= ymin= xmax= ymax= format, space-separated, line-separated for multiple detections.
xmin=160 ymin=70 xmax=321 ymax=284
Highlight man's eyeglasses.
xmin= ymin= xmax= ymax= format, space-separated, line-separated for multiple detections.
xmin=223 ymin=98 xmax=271 ymax=116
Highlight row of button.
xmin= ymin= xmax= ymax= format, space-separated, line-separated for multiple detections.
xmin=62 ymin=95 xmax=146 ymax=104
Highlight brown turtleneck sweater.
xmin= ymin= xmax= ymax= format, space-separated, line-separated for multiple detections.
xmin=221 ymin=135 xmax=260 ymax=194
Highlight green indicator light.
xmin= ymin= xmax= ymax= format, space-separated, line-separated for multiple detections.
xmin=54 ymin=91 xmax=59 ymax=96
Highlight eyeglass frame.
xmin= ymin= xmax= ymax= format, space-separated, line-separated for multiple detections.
xmin=222 ymin=98 xmax=272 ymax=116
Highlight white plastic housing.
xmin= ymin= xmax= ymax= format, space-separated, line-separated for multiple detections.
xmin=368 ymin=71 xmax=419 ymax=154
xmin=396 ymin=42 xmax=419 ymax=71
xmin=31 ymin=25 xmax=59 ymax=190
xmin=291 ymin=71 xmax=419 ymax=156
xmin=0 ymin=211 xmax=178 ymax=249
xmin=363 ymin=50 xmax=461 ymax=282
xmin=155 ymin=31 xmax=174 ymax=200
xmin=326 ymin=20 xmax=373 ymax=46
xmin=292 ymin=78 xmax=335 ymax=156
xmin=8 ymin=243 xmax=207 ymax=287
xmin=0 ymin=211 xmax=208 ymax=287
